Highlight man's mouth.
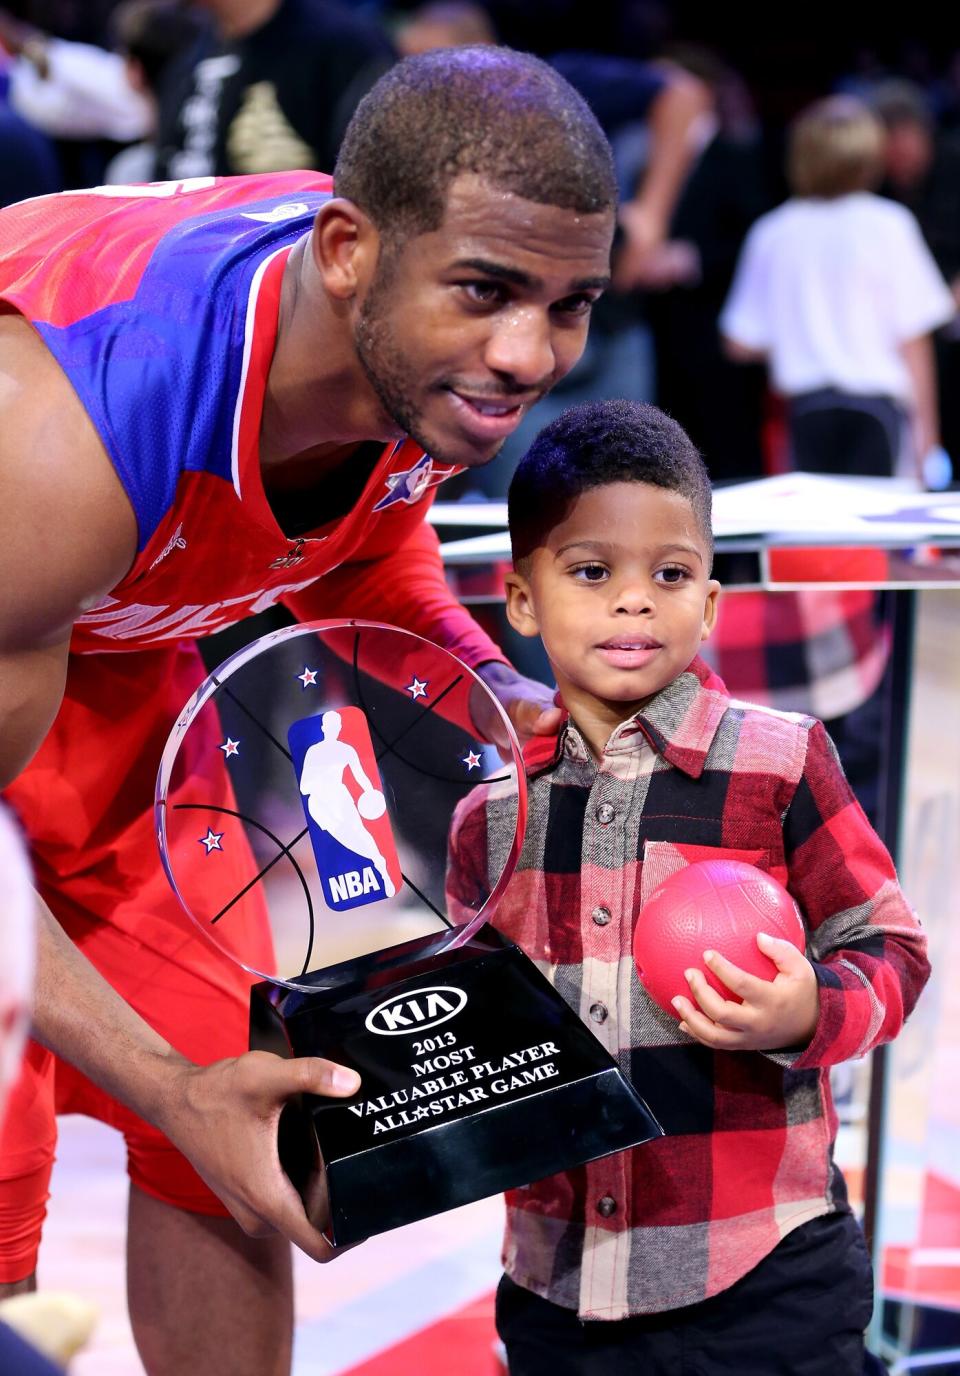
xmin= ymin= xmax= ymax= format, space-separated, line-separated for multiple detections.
xmin=445 ymin=388 xmax=538 ymax=442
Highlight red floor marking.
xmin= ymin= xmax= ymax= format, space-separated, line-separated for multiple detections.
xmin=339 ymin=1291 xmax=501 ymax=1376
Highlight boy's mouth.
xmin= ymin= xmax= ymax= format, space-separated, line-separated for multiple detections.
xmin=596 ymin=636 xmax=663 ymax=669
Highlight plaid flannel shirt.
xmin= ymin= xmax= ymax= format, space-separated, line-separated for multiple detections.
xmin=446 ymin=657 xmax=929 ymax=1319
xmin=702 ymin=589 xmax=890 ymax=720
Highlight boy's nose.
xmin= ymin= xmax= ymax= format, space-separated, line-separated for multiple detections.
xmin=613 ymin=583 xmax=655 ymax=614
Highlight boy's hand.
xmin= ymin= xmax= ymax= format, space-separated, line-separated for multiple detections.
xmin=670 ymin=933 xmax=820 ymax=1052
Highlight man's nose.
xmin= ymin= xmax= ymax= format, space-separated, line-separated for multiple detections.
xmin=483 ymin=308 xmax=557 ymax=386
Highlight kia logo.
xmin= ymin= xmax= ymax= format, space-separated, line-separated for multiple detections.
xmin=365 ymin=985 xmax=468 ymax=1036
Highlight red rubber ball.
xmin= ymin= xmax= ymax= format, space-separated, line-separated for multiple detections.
xmin=633 ymin=860 xmax=805 ymax=1017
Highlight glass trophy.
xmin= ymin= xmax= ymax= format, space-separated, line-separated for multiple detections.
xmin=156 ymin=620 xmax=660 ymax=1245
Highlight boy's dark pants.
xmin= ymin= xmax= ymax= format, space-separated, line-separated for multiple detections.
xmin=496 ymin=1210 xmax=873 ymax=1375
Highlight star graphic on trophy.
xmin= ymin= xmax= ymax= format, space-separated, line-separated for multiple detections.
xmin=297 ymin=666 xmax=318 ymax=689
xmin=405 ymin=676 xmax=429 ymax=701
xmin=219 ymin=737 xmax=240 ymax=758
xmin=461 ymin=750 xmax=482 ymax=771
xmin=198 ymin=828 xmax=224 ymax=854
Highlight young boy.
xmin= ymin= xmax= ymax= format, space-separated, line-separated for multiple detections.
xmin=446 ymin=399 xmax=931 ymax=1375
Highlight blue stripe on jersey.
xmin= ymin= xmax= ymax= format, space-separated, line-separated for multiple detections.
xmin=35 ymin=193 xmax=326 ymax=551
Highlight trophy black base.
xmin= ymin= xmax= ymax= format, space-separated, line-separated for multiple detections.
xmin=251 ymin=925 xmax=662 ymax=1247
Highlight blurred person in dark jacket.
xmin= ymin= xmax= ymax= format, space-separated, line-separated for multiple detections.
xmin=154 ymin=0 xmax=394 ymax=178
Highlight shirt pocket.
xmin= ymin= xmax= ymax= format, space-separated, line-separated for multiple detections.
xmin=639 ymin=840 xmax=787 ymax=907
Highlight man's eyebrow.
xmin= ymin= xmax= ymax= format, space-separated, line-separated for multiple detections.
xmin=450 ymin=258 xmax=611 ymax=293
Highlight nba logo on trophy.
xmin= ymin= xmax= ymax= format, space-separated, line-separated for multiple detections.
xmin=288 ymin=707 xmax=402 ymax=911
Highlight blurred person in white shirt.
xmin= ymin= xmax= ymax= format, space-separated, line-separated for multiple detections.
xmin=721 ymin=95 xmax=955 ymax=484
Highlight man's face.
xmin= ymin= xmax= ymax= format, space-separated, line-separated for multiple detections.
xmin=506 ymin=482 xmax=719 ymax=749
xmin=354 ymin=174 xmax=614 ymax=467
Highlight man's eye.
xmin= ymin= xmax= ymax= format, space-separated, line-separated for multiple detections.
xmin=554 ymin=294 xmax=596 ymax=317
xmin=462 ymin=281 xmax=506 ymax=306
xmin=572 ymin=563 xmax=608 ymax=582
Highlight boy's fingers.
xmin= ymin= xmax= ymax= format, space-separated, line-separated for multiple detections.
xmin=701 ymin=950 xmax=767 ymax=1001
xmin=673 ymin=996 xmax=745 ymax=1048
xmin=756 ymin=932 xmax=807 ymax=974
xmin=681 ymin=969 xmax=750 ymax=1030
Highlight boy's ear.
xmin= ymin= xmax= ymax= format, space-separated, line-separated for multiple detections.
xmin=311 ymin=198 xmax=379 ymax=301
xmin=699 ymin=579 xmax=721 ymax=642
xmin=504 ymin=570 xmax=540 ymax=639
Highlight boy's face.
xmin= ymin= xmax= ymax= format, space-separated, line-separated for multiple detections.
xmin=505 ymin=481 xmax=719 ymax=753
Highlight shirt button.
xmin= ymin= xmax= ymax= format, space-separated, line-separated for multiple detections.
xmin=592 ymin=905 xmax=612 ymax=926
xmin=596 ymin=802 xmax=615 ymax=824
xmin=597 ymin=1195 xmax=618 ymax=1218
xmin=589 ymin=1002 xmax=608 ymax=1024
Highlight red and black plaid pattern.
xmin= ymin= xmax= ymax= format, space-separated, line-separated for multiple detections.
xmin=702 ymin=589 xmax=889 ymax=719
xmin=447 ymin=657 xmax=929 ymax=1319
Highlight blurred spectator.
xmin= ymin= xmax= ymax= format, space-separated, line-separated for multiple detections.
xmin=104 ymin=0 xmax=208 ymax=181
xmin=638 ymin=45 xmax=770 ymax=480
xmin=1 ymin=4 xmax=152 ymax=142
xmin=154 ymin=0 xmax=395 ymax=178
xmin=721 ymin=95 xmax=955 ymax=481
xmin=392 ymin=1 xmax=494 ymax=54
xmin=871 ymin=78 xmax=960 ymax=467
xmin=715 ymin=96 xmax=955 ymax=826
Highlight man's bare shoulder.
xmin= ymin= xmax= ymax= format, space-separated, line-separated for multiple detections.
xmin=0 ymin=313 xmax=137 ymax=649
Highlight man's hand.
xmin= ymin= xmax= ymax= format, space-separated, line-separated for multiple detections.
xmin=159 ymin=1050 xmax=361 ymax=1263
xmin=472 ymin=662 xmax=563 ymax=757
xmin=670 ymin=933 xmax=820 ymax=1052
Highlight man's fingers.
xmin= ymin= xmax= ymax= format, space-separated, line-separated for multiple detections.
xmin=239 ymin=1051 xmax=360 ymax=1104
xmin=291 ymin=1055 xmax=361 ymax=1098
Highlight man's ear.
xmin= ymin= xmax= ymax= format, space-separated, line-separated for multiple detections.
xmin=504 ymin=569 xmax=540 ymax=639
xmin=700 ymin=579 xmax=721 ymax=642
xmin=310 ymin=198 xmax=379 ymax=301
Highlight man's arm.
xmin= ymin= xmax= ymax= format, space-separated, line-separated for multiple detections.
xmin=0 ymin=316 xmax=359 ymax=1259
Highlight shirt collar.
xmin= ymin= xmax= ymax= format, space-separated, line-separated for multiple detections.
xmin=522 ymin=656 xmax=730 ymax=780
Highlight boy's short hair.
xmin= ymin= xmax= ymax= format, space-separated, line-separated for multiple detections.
xmin=787 ymin=96 xmax=885 ymax=199
xmin=508 ymin=399 xmax=713 ymax=567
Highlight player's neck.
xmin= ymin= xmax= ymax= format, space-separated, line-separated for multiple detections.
xmin=261 ymin=239 xmax=401 ymax=473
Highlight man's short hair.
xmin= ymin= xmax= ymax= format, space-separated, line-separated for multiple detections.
xmin=334 ymin=46 xmax=617 ymax=241
xmin=508 ymin=399 xmax=713 ymax=567
xmin=787 ymin=95 xmax=885 ymax=199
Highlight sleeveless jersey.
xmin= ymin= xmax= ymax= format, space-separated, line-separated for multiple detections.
xmin=0 ymin=173 xmax=460 ymax=654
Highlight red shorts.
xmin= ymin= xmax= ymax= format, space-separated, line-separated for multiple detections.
xmin=0 ymin=643 xmax=274 ymax=1282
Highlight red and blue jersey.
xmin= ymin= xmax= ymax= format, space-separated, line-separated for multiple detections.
xmin=0 ymin=174 xmax=491 ymax=664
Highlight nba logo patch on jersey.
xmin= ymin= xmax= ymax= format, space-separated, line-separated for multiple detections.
xmin=288 ymin=707 xmax=401 ymax=911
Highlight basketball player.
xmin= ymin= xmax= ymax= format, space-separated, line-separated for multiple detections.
xmin=0 ymin=47 xmax=616 ymax=1376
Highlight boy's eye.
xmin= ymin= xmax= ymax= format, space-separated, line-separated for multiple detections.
xmin=571 ymin=562 xmax=608 ymax=582
xmin=655 ymin=565 xmax=691 ymax=585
